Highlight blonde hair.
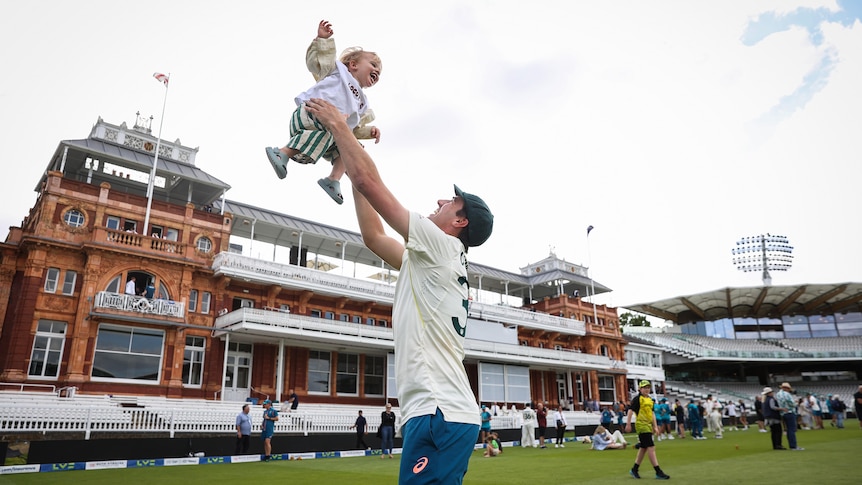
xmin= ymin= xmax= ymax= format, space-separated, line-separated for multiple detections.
xmin=340 ymin=46 xmax=382 ymax=73
xmin=594 ymin=425 xmax=607 ymax=435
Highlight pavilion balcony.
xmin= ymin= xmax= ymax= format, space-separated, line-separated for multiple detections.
xmin=95 ymin=227 xmax=188 ymax=257
xmin=93 ymin=291 xmax=185 ymax=318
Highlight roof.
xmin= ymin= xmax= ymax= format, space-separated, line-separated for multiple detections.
xmin=39 ymin=138 xmax=230 ymax=207
xmin=625 ymin=283 xmax=862 ymax=324
xmin=219 ymin=199 xmax=612 ymax=302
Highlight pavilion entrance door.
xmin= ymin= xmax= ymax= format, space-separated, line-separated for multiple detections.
xmin=224 ymin=342 xmax=253 ymax=402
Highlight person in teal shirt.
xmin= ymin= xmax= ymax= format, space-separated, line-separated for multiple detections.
xmin=260 ymin=399 xmax=279 ymax=461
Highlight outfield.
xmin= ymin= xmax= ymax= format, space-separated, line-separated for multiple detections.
xmin=2 ymin=422 xmax=859 ymax=484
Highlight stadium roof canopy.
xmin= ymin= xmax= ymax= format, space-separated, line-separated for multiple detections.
xmin=625 ymin=283 xmax=862 ymax=325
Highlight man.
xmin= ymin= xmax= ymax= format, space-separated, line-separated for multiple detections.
xmin=235 ymin=403 xmax=252 ymax=455
xmin=305 ymin=97 xmax=493 ymax=485
xmin=480 ymin=405 xmax=492 ymax=445
xmin=775 ymin=382 xmax=803 ymax=451
xmin=287 ymin=389 xmax=299 ymax=412
xmin=260 ymin=399 xmax=278 ymax=461
xmin=125 ymin=276 xmax=137 ymax=295
xmin=761 ymin=387 xmax=784 ymax=450
xmin=536 ymin=402 xmax=548 ymax=448
xmin=349 ymin=410 xmax=370 ymax=450
xmin=521 ymin=403 xmax=537 ymax=448
xmin=625 ymin=380 xmax=671 ymax=480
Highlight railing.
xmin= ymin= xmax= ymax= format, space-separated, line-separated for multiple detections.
xmin=469 ymin=302 xmax=586 ymax=335
xmin=0 ymin=382 xmax=56 ymax=393
xmin=212 ymin=252 xmax=395 ymax=302
xmin=101 ymin=227 xmax=187 ymax=255
xmin=0 ymin=405 xmax=599 ymax=439
xmin=217 ymin=308 xmax=616 ymax=368
xmin=94 ymin=291 xmax=185 ymax=318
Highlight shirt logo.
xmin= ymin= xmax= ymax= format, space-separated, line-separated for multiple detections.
xmin=413 ymin=456 xmax=429 ymax=474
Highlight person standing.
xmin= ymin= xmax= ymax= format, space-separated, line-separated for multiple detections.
xmin=754 ymin=395 xmax=766 ymax=432
xmin=737 ymin=399 xmax=749 ymax=430
xmin=775 ymin=382 xmax=803 ymax=451
xmin=305 ymin=97 xmax=493 ymax=484
xmin=480 ymin=405 xmax=492 ymax=446
xmin=260 ymin=399 xmax=278 ymax=461
xmin=831 ymin=395 xmax=846 ymax=429
xmin=854 ymin=385 xmax=862 ymax=430
xmin=761 ymin=387 xmax=784 ymax=450
xmin=380 ymin=403 xmax=397 ymax=458
xmin=625 ymin=380 xmax=671 ymax=480
xmin=286 ymin=389 xmax=299 ymax=411
xmin=235 ymin=404 xmax=252 ymax=455
xmin=687 ymin=399 xmax=704 ymax=439
xmin=125 ymin=276 xmax=137 ymax=295
xmin=600 ymin=405 xmax=614 ymax=432
xmin=674 ymin=399 xmax=686 ymax=439
xmin=554 ymin=405 xmax=567 ymax=448
xmin=521 ymin=403 xmax=537 ymax=448
xmin=536 ymin=402 xmax=548 ymax=449
xmin=350 ymin=410 xmax=370 ymax=450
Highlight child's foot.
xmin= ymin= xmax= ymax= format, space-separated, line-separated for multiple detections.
xmin=318 ymin=178 xmax=344 ymax=205
xmin=266 ymin=147 xmax=288 ymax=179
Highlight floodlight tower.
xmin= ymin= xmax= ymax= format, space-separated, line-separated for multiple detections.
xmin=731 ymin=234 xmax=794 ymax=286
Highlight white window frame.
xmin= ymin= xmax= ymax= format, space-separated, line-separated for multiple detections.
xmin=336 ymin=353 xmax=359 ymax=396
xmin=61 ymin=270 xmax=77 ymax=295
xmin=91 ymin=324 xmax=165 ymax=385
xmin=363 ymin=355 xmax=385 ymax=397
xmin=196 ymin=236 xmax=213 ymax=253
xmin=386 ymin=353 xmax=397 ymax=399
xmin=182 ymin=336 xmax=205 ymax=387
xmin=106 ymin=216 xmax=121 ymax=230
xmin=44 ymin=268 xmax=60 ymax=293
xmin=188 ymin=289 xmax=198 ymax=312
xmin=478 ymin=362 xmax=530 ymax=404
xmin=308 ymin=350 xmax=331 ymax=395
xmin=64 ymin=209 xmax=85 ymax=227
xmin=28 ymin=320 xmax=66 ymax=379
xmin=201 ymin=292 xmax=212 ymax=314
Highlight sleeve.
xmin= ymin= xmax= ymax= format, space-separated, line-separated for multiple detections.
xmin=629 ymin=396 xmax=640 ymax=414
xmin=305 ymin=37 xmax=338 ymax=82
xmin=352 ymin=110 xmax=377 ymax=140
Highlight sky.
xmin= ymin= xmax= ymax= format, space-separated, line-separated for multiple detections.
xmin=1 ymin=0 xmax=860 ymax=315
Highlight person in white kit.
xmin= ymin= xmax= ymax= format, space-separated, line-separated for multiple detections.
xmin=521 ymin=403 xmax=537 ymax=448
xmin=266 ymin=20 xmax=382 ymax=205
xmin=305 ymin=95 xmax=494 ymax=485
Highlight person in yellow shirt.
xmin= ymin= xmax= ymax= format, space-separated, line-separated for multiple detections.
xmin=625 ymin=381 xmax=670 ymax=480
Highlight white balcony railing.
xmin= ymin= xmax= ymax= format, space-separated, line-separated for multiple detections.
xmin=213 ymin=253 xmax=587 ymax=335
xmin=94 ymin=291 xmax=185 ymax=318
xmin=216 ymin=308 xmax=618 ymax=370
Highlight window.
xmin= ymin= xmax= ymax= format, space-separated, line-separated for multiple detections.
xmin=365 ymin=317 xmax=376 ymax=326
xmin=189 ymin=290 xmax=198 ymax=312
xmin=310 ymin=309 xmax=322 ymax=318
xmin=339 ymin=314 xmax=350 ymax=322
xmin=63 ymin=209 xmax=85 ymax=228
xmin=28 ymin=321 xmax=66 ymax=378
xmin=336 ymin=353 xmax=359 ymax=395
xmin=196 ymin=236 xmax=213 ymax=253
xmin=165 ymin=228 xmax=179 ymax=241
xmin=44 ymin=268 xmax=60 ymax=293
xmin=324 ymin=311 xmax=334 ymax=320
xmin=279 ymin=304 xmax=291 ymax=313
xmin=92 ymin=325 xmax=164 ymax=383
xmin=182 ymin=336 xmax=205 ymax=387
xmin=387 ymin=353 xmax=397 ymax=399
xmin=308 ymin=351 xmax=331 ymax=393
xmin=123 ymin=220 xmax=137 ymax=232
xmin=150 ymin=225 xmax=163 ymax=238
xmin=201 ymin=292 xmax=212 ymax=314
xmin=106 ymin=216 xmax=121 ymax=230
xmin=364 ymin=356 xmax=385 ymax=396
xmin=352 ymin=315 xmax=362 ymax=324
xmin=378 ymin=319 xmax=387 ymax=327
xmin=478 ymin=363 xmax=530 ymax=404
xmin=598 ymin=375 xmax=616 ymax=402
xmin=61 ymin=270 xmax=77 ymax=295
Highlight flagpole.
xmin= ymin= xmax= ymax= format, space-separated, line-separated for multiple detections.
xmin=143 ymin=73 xmax=170 ymax=237
xmin=586 ymin=226 xmax=598 ymax=326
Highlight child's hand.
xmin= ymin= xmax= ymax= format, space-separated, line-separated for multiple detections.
xmin=370 ymin=127 xmax=381 ymax=144
xmin=317 ymin=20 xmax=333 ymax=39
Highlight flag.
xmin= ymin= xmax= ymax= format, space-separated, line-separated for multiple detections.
xmin=587 ymin=225 xmax=594 ymax=236
xmin=153 ymin=72 xmax=169 ymax=86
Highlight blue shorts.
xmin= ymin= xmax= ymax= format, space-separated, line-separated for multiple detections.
xmin=399 ymin=408 xmax=479 ymax=484
xmin=261 ymin=429 xmax=274 ymax=440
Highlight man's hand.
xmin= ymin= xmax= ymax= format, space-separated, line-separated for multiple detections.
xmin=317 ymin=20 xmax=333 ymax=39
xmin=305 ymin=98 xmax=349 ymax=132
xmin=370 ymin=127 xmax=381 ymax=144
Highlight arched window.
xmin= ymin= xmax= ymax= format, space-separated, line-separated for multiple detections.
xmin=599 ymin=345 xmax=610 ymax=357
xmin=63 ymin=208 xmax=86 ymax=228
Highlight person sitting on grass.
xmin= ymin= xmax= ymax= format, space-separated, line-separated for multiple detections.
xmin=483 ymin=433 xmax=501 ymax=457
xmin=590 ymin=425 xmax=628 ymax=450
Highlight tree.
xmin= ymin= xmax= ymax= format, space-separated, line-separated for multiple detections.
xmin=619 ymin=312 xmax=650 ymax=327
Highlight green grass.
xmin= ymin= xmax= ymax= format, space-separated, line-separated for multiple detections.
xmin=2 ymin=422 xmax=860 ymax=484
